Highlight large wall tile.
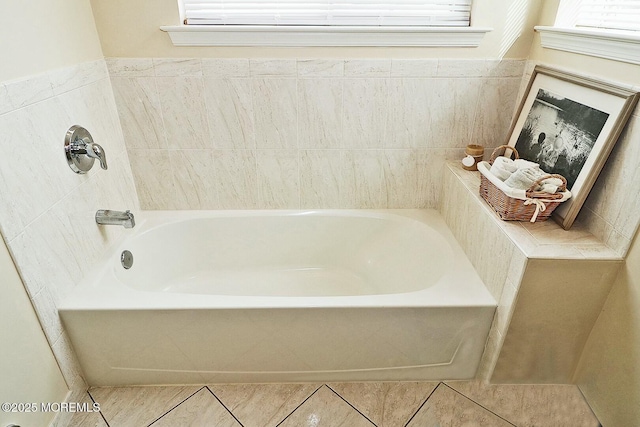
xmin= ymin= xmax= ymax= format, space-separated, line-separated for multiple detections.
xmin=342 ymin=79 xmax=388 ymax=149
xmin=298 ymin=78 xmax=343 ymax=149
xmin=385 ymin=79 xmax=433 ymax=148
xmin=111 ymin=77 xmax=167 ymax=149
xmin=342 ymin=150 xmax=386 ymax=208
xmin=297 ymin=59 xmax=344 ymax=77
xmin=153 ymin=58 xmax=203 ymax=77
xmin=253 ymin=78 xmax=297 ymax=149
xmin=128 ymin=149 xmax=176 ymax=210
xmin=471 ymin=77 xmax=521 ymax=149
xmin=300 ymin=150 xmax=344 ymax=208
xmin=203 ymin=78 xmax=255 ymax=149
xmin=202 ymin=59 xmax=250 ymax=77
xmin=256 ymin=149 xmax=299 ymax=209
xmin=214 ymin=150 xmax=258 ymax=209
xmin=156 ymin=77 xmax=211 ymax=149
xmin=169 ymin=150 xmax=218 ymax=209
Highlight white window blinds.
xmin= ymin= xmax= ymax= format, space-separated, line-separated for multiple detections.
xmin=576 ymin=0 xmax=640 ymax=31
xmin=183 ymin=1 xmax=473 ymax=26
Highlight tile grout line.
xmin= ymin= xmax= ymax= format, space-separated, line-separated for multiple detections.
xmin=274 ymin=384 xmax=324 ymax=427
xmin=402 ymin=381 xmax=443 ymax=426
xmin=143 ymin=386 xmax=208 ymax=427
xmin=205 ymin=386 xmax=245 ymax=427
xmin=87 ymin=390 xmax=111 ymax=427
xmin=325 ymin=384 xmax=378 ymax=426
xmin=442 ymin=383 xmax=517 ymax=426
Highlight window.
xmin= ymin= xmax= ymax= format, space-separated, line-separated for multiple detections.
xmin=559 ymin=0 xmax=640 ymax=32
xmin=182 ymin=0 xmax=472 ymax=27
xmin=161 ymin=0 xmax=491 ymax=47
xmin=535 ymin=0 xmax=640 ymax=64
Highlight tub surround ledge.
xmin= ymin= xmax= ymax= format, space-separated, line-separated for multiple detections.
xmin=441 ymin=162 xmax=623 ymax=384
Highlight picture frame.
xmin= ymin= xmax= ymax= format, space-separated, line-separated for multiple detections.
xmin=505 ymin=65 xmax=639 ymax=229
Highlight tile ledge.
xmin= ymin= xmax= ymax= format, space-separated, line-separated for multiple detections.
xmin=444 ymin=162 xmax=621 ymax=261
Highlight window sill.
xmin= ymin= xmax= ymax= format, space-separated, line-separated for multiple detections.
xmin=159 ymin=25 xmax=492 ymax=47
xmin=535 ymin=26 xmax=640 ymax=65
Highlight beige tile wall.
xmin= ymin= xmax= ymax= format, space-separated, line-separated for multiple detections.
xmin=109 ymin=58 xmax=525 ymax=210
xmin=0 ymin=60 xmax=139 ymax=393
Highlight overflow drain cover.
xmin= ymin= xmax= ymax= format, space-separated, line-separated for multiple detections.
xmin=121 ymin=250 xmax=133 ymax=269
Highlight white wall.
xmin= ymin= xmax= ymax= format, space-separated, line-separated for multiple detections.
xmin=0 ymin=0 xmax=103 ymax=82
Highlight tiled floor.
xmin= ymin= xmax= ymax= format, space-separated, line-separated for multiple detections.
xmin=68 ymin=381 xmax=600 ymax=427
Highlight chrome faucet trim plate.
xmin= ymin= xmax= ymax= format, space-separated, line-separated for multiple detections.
xmin=65 ymin=125 xmax=108 ymax=173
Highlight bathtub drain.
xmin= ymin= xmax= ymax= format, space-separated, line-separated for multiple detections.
xmin=121 ymin=250 xmax=133 ymax=269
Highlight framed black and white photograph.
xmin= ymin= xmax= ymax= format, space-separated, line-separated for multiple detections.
xmin=506 ymin=65 xmax=639 ymax=229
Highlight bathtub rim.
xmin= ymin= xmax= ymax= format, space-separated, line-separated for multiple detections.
xmin=59 ymin=209 xmax=496 ymax=311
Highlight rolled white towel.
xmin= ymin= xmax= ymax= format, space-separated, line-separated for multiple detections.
xmin=489 ymin=156 xmax=518 ymax=181
xmin=504 ymin=167 xmax=544 ymax=190
xmin=513 ymin=158 xmax=540 ymax=170
xmin=537 ymin=177 xmax=564 ymax=194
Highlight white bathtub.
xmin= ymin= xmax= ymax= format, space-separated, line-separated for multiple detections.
xmin=59 ymin=209 xmax=496 ymax=386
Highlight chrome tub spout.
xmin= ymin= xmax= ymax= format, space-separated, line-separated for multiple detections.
xmin=95 ymin=210 xmax=135 ymax=228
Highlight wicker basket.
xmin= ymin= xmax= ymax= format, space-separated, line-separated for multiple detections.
xmin=479 ymin=145 xmax=568 ymax=222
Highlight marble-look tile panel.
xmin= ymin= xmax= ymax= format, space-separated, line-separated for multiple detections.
xmin=279 ymin=386 xmax=375 ymax=427
xmin=202 ymin=59 xmax=250 ymax=77
xmin=256 ymin=149 xmax=300 ymax=209
xmin=128 ymin=150 xmax=176 ymax=210
xmin=585 ymin=113 xmax=640 ymax=243
xmin=250 ymin=59 xmax=297 ymax=76
xmin=486 ymin=59 xmax=527 ymax=78
xmin=156 ymin=77 xmax=211 ymax=149
xmin=407 ymin=384 xmax=513 ymax=426
xmin=169 ymin=150 xmax=218 ymax=209
xmin=436 ymin=59 xmax=489 ymax=77
xmin=0 ymin=83 xmax=12 ymax=115
xmin=297 ymin=78 xmax=343 ymax=149
xmin=214 ymin=150 xmax=258 ymax=209
xmin=90 ymin=386 xmax=202 ymax=427
xmin=297 ymin=59 xmax=344 ymax=77
xmin=341 ymin=150 xmax=386 ymax=208
xmin=203 ymin=77 xmax=255 ymax=149
xmin=209 ymin=383 xmax=320 ymax=426
xmin=382 ymin=149 xmax=419 ymax=208
xmin=300 ymin=149 xmax=345 ymax=208
xmin=151 ymin=388 xmax=240 ymax=427
xmin=344 ymin=59 xmax=391 ymax=77
xmin=111 ymin=77 xmax=167 ymax=150
xmin=0 ymin=98 xmax=78 ymax=240
xmin=48 ymin=60 xmax=108 ymax=95
xmin=429 ymin=78 xmax=484 ymax=148
xmin=385 ymin=78 xmax=433 ymax=148
xmin=253 ymin=78 xmax=297 ymax=149
xmin=476 ymin=323 xmax=505 ymax=382
xmin=30 ymin=287 xmax=65 ymax=345
xmin=153 ymin=58 xmax=203 ymax=77
xmin=5 ymin=72 xmax=53 ymax=109
xmin=471 ymin=77 xmax=521 ymax=149
xmin=342 ymin=78 xmax=388 ymax=149
xmin=445 ymin=381 xmax=599 ymax=427
xmin=329 ymin=382 xmax=439 ymax=427
xmin=51 ymin=332 xmax=86 ymax=390
xmin=391 ymin=59 xmax=439 ymax=77
xmin=106 ymin=58 xmax=155 ymax=77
